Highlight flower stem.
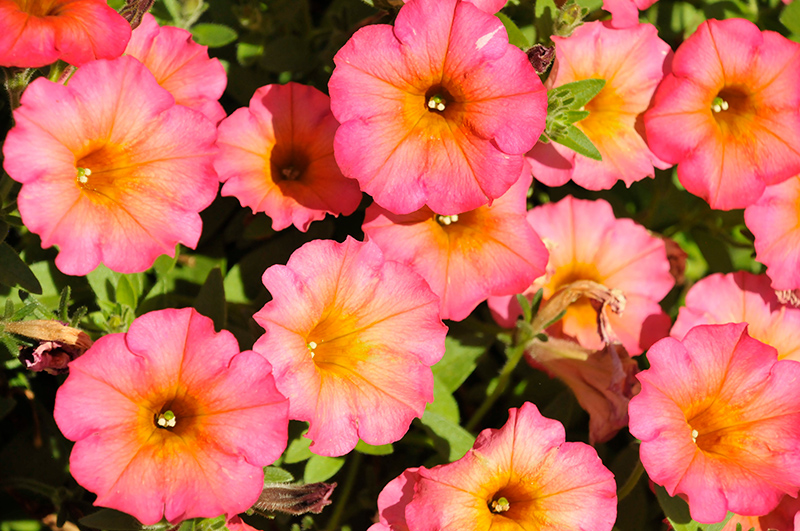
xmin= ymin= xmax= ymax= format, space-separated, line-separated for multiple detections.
xmin=616 ymin=460 xmax=645 ymax=502
xmin=465 ymin=341 xmax=528 ymax=432
xmin=0 ymin=476 xmax=59 ymax=501
xmin=324 ymin=451 xmax=362 ymax=531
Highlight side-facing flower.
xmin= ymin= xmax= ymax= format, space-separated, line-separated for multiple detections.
xmin=2 ymin=56 xmax=218 ymax=275
xmin=672 ymin=271 xmax=800 ymax=361
xmin=253 ymin=237 xmax=447 ymax=456
xmin=528 ymin=21 xmax=671 ymax=190
xmin=53 ymin=308 xmax=289 ymax=525
xmin=629 ymin=323 xmax=800 ymax=523
xmin=329 ymin=0 xmax=546 ymax=215
xmin=645 ymin=18 xmax=800 ymax=210
xmin=745 ymin=176 xmax=800 ymax=291
xmin=373 ymin=403 xmax=617 ymax=531
xmin=489 ymin=196 xmax=674 ymax=354
xmin=362 ymin=170 xmax=548 ymax=321
xmin=0 ymin=0 xmax=131 ymax=67
xmin=216 ymin=82 xmax=362 ymax=232
xmin=124 ymin=13 xmax=227 ymax=123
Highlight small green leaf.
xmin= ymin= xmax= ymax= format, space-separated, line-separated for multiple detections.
xmin=557 ymin=78 xmax=605 ymax=108
xmin=190 ymin=23 xmax=238 ymax=48
xmin=354 ymin=440 xmax=394 ymax=455
xmin=0 ymin=243 xmax=42 ymax=294
xmin=497 ymin=13 xmax=530 ymax=49
xmin=535 ymin=0 xmax=558 ymax=18
xmin=116 ymin=275 xmax=138 ymax=310
xmin=86 ymin=264 xmax=118 ymax=303
xmin=530 ymin=288 xmax=544 ymax=316
xmin=552 ymin=125 xmax=602 ymax=160
xmin=419 ymin=410 xmax=475 ymax=461
xmin=236 ymin=42 xmax=264 ymax=67
xmin=79 ymin=508 xmax=154 ymax=531
xmin=284 ymin=435 xmax=313 ymax=464
xmin=426 ymin=375 xmax=460 ymax=423
xmin=263 ymin=466 xmax=294 ymax=483
xmin=194 ymin=268 xmax=226 ymax=331
xmin=432 ymin=336 xmax=487 ymax=393
xmin=304 ymin=454 xmax=345 ymax=483
xmin=654 ymin=484 xmax=733 ymax=531
xmin=782 ymin=1 xmax=800 ymax=35
xmin=516 ymin=293 xmax=533 ymax=324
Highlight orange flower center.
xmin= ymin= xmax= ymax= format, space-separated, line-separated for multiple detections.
xmin=482 ymin=475 xmax=547 ymax=528
xmin=546 ymin=262 xmax=604 ymax=330
xmin=150 ymin=393 xmax=201 ymax=436
xmin=305 ymin=310 xmax=367 ymax=375
xmin=424 ymin=85 xmax=455 ymax=114
xmin=75 ymin=143 xmax=135 ymax=204
xmin=711 ymin=85 xmax=756 ymax=136
xmin=271 ymin=145 xmax=310 ymax=183
xmin=579 ymin=85 xmax=626 ymax=140
xmin=13 ymin=0 xmax=64 ymax=16
xmin=684 ymin=396 xmax=743 ymax=454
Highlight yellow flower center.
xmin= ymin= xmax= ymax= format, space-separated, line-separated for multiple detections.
xmin=74 ymin=143 xmax=134 ymax=204
xmin=711 ymin=85 xmax=756 ymax=136
xmin=435 ymin=214 xmax=459 ymax=226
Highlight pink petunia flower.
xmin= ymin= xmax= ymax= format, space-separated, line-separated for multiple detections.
xmin=644 ymin=18 xmax=800 ymax=210
xmin=215 ymin=82 xmax=362 ymax=232
xmin=124 ymin=13 xmax=227 ymax=123
xmin=362 ymin=170 xmax=548 ymax=321
xmin=723 ymin=495 xmax=800 ymax=531
xmin=602 ymin=0 xmax=658 ymax=28
xmin=253 ymin=237 xmax=447 ymax=456
xmin=53 ymin=308 xmax=289 ymax=525
xmin=328 ymin=0 xmax=547 ymax=215
xmin=672 ymin=271 xmax=800 ymax=361
xmin=527 ymin=21 xmax=671 ymax=190
xmin=372 ymin=403 xmax=617 ymax=531
xmin=2 ymin=56 xmax=218 ymax=275
xmin=745 ymin=176 xmax=800 ymax=291
xmin=629 ymin=323 xmax=800 ymax=524
xmin=488 ymin=196 xmax=674 ymax=355
xmin=0 ymin=0 xmax=130 ymax=67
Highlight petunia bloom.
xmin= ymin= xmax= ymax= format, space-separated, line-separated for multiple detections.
xmin=488 ymin=196 xmax=674 ymax=355
xmin=602 ymin=0 xmax=657 ymax=28
xmin=216 ymin=82 xmax=362 ymax=232
xmin=371 ymin=402 xmax=617 ymax=531
xmin=672 ymin=271 xmax=800 ymax=362
xmin=53 ymin=308 xmax=290 ymax=525
xmin=723 ymin=495 xmax=800 ymax=531
xmin=527 ymin=21 xmax=671 ymax=190
xmin=744 ymin=176 xmax=800 ymax=291
xmin=328 ymin=0 xmax=547 ymax=215
xmin=124 ymin=13 xmax=227 ymax=123
xmin=253 ymin=237 xmax=447 ymax=457
xmin=2 ymin=56 xmax=218 ymax=275
xmin=629 ymin=323 xmax=800 ymax=524
xmin=0 ymin=0 xmax=131 ymax=67
xmin=645 ymin=18 xmax=800 ymax=210
xmin=362 ymin=170 xmax=548 ymax=321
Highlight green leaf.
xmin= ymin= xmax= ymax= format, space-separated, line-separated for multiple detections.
xmin=558 ymin=78 xmax=605 ymax=108
xmin=426 ymin=375 xmax=460 ymax=423
xmin=194 ymin=268 xmax=226 ymax=331
xmin=552 ymin=125 xmax=602 ymax=161
xmin=0 ymin=219 xmax=8 ymax=243
xmin=264 ymin=466 xmax=294 ymax=483
xmin=284 ymin=435 xmax=313 ymax=464
xmin=236 ymin=42 xmax=264 ymax=67
xmin=432 ymin=336 xmax=487 ymax=393
xmin=190 ymin=23 xmax=238 ymax=48
xmin=116 ymin=275 xmax=138 ymax=310
xmin=497 ymin=13 xmax=529 ymax=48
xmin=223 ymin=264 xmax=250 ymax=304
xmin=535 ymin=0 xmax=558 ymax=18
xmin=355 ymin=440 xmax=394 ymax=455
xmin=419 ymin=410 xmax=475 ymax=461
xmin=0 ymin=243 xmax=41 ymax=294
xmin=86 ymin=264 xmax=118 ymax=303
xmin=782 ymin=1 xmax=800 ymax=35
xmin=654 ymin=484 xmax=733 ymax=531
xmin=304 ymin=454 xmax=345 ymax=483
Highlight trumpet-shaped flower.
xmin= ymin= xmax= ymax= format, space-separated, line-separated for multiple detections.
xmin=362 ymin=170 xmax=548 ymax=321
xmin=672 ymin=271 xmax=800 ymax=361
xmin=489 ymin=196 xmax=673 ymax=354
xmin=745 ymin=176 xmax=800 ymax=291
xmin=527 ymin=21 xmax=671 ymax=190
xmin=124 ymin=13 xmax=227 ymax=123
xmin=328 ymin=0 xmax=547 ymax=215
xmin=0 ymin=0 xmax=130 ymax=67
xmin=216 ymin=82 xmax=362 ymax=232
xmin=629 ymin=323 xmax=800 ymax=523
xmin=253 ymin=237 xmax=447 ymax=456
xmin=2 ymin=56 xmax=218 ymax=275
xmin=645 ymin=19 xmax=800 ymax=210
xmin=371 ymin=403 xmax=617 ymax=531
xmin=53 ymin=308 xmax=289 ymax=525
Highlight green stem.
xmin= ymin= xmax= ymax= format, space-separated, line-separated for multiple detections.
xmin=3 ymin=67 xmax=36 ymax=111
xmin=324 ymin=451 xmax=362 ymax=531
xmin=0 ymin=173 xmax=16 ymax=206
xmin=465 ymin=341 xmax=528 ymax=432
xmin=616 ymin=460 xmax=645 ymax=502
xmin=0 ymin=476 xmax=59 ymax=501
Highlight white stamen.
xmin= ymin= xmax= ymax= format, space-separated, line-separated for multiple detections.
xmin=436 ymin=102 xmax=445 ymax=111
xmin=428 ymin=99 xmax=437 ymax=109
xmin=308 ymin=341 xmax=317 ymax=350
xmin=157 ymin=417 xmax=167 ymax=427
xmin=721 ymin=101 xmax=729 ymax=111
xmin=712 ymin=104 xmax=722 ymax=113
xmin=691 ymin=429 xmax=699 ymax=443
